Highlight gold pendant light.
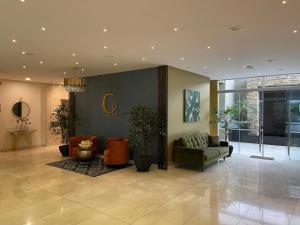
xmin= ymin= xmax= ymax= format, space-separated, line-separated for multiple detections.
xmin=64 ymin=67 xmax=86 ymax=92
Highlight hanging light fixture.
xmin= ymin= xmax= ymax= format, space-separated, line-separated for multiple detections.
xmin=64 ymin=67 xmax=86 ymax=92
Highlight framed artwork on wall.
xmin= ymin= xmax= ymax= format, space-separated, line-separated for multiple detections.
xmin=184 ymin=89 xmax=200 ymax=122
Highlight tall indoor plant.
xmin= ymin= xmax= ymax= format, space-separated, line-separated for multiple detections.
xmin=213 ymin=105 xmax=239 ymax=142
xmin=212 ymin=100 xmax=255 ymax=142
xmin=49 ymin=104 xmax=78 ymax=156
xmin=128 ymin=105 xmax=164 ymax=172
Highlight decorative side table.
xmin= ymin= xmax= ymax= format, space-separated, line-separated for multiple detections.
xmin=9 ymin=130 xmax=37 ymax=151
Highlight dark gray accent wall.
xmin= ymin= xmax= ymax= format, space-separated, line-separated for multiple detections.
xmin=75 ymin=67 xmax=159 ymax=161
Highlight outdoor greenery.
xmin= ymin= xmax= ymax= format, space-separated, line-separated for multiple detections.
xmin=128 ymin=105 xmax=165 ymax=157
xmin=49 ymin=104 xmax=78 ymax=144
xmin=212 ymin=100 xmax=256 ymax=141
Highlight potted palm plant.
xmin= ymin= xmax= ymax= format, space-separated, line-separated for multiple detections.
xmin=128 ymin=105 xmax=164 ymax=172
xmin=49 ymin=104 xmax=78 ymax=156
xmin=213 ymin=104 xmax=239 ymax=142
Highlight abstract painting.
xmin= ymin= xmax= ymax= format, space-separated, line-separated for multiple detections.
xmin=184 ymin=89 xmax=200 ymax=122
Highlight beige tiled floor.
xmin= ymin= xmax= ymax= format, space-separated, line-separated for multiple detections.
xmin=1 ymin=146 xmax=300 ymax=225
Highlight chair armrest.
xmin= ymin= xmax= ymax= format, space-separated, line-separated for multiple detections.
xmin=220 ymin=141 xmax=229 ymax=147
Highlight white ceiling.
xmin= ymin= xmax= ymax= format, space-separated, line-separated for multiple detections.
xmin=0 ymin=0 xmax=300 ymax=84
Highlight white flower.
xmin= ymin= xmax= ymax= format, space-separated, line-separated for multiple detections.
xmin=78 ymin=140 xmax=93 ymax=150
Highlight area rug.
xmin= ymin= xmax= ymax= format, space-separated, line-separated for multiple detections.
xmin=47 ymin=157 xmax=133 ymax=177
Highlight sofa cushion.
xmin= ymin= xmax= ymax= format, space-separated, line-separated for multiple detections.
xmin=209 ymin=136 xmax=220 ymax=147
xmin=179 ymin=137 xmax=190 ymax=148
xmin=179 ymin=136 xmax=198 ymax=148
xmin=205 ymin=147 xmax=229 ymax=155
xmin=204 ymin=149 xmax=220 ymax=161
xmin=193 ymin=133 xmax=208 ymax=149
xmin=179 ymin=133 xmax=209 ymax=149
xmin=219 ymin=147 xmax=229 ymax=155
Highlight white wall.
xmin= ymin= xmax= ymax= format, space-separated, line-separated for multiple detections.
xmin=0 ymin=79 xmax=68 ymax=151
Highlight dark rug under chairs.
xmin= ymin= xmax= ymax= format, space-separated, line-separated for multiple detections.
xmin=47 ymin=157 xmax=133 ymax=177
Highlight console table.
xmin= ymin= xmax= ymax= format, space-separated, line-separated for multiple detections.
xmin=9 ymin=130 xmax=37 ymax=151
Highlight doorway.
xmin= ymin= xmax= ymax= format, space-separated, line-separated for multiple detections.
xmin=218 ymin=89 xmax=300 ymax=160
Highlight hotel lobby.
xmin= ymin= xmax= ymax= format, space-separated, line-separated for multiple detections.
xmin=1 ymin=0 xmax=300 ymax=225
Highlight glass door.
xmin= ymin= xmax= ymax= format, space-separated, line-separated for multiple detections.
xmin=218 ymin=91 xmax=260 ymax=156
xmin=239 ymin=91 xmax=261 ymax=156
xmin=288 ymin=90 xmax=300 ymax=160
xmin=261 ymin=90 xmax=289 ymax=158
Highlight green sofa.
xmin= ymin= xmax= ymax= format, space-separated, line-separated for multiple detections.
xmin=173 ymin=132 xmax=229 ymax=171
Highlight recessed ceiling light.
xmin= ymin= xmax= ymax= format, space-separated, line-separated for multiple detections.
xmin=22 ymin=65 xmax=26 ymax=69
xmin=173 ymin=27 xmax=178 ymax=32
xmin=21 ymin=51 xmax=26 ymax=55
xmin=293 ymin=30 xmax=298 ymax=34
xmin=75 ymin=62 xmax=79 ymax=65
xmin=72 ymin=53 xmax=76 ymax=57
xmin=228 ymin=57 xmax=232 ymax=61
xmin=12 ymin=39 xmax=16 ymax=43
xmin=150 ymin=46 xmax=155 ymax=50
xmin=104 ymin=45 xmax=108 ymax=49
xmin=207 ymin=46 xmax=211 ymax=49
xmin=180 ymin=57 xmax=185 ymax=61
xmin=103 ymin=28 xmax=108 ymax=32
xmin=142 ymin=57 xmax=146 ymax=61
xmin=63 ymin=72 xmax=67 ymax=75
xmin=25 ymin=77 xmax=31 ymax=81
xmin=113 ymin=62 xmax=117 ymax=66
xmin=41 ymin=27 xmax=46 ymax=31
xmin=20 ymin=0 xmax=25 ymax=2
xmin=282 ymin=0 xmax=287 ymax=5
xmin=39 ymin=61 xmax=43 ymax=64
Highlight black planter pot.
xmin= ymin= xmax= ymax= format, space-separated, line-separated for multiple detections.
xmin=134 ymin=155 xmax=152 ymax=172
xmin=59 ymin=145 xmax=69 ymax=157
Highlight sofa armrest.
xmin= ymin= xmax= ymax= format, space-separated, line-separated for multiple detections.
xmin=220 ymin=141 xmax=229 ymax=147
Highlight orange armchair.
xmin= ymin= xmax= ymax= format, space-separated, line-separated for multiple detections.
xmin=104 ymin=138 xmax=129 ymax=166
xmin=69 ymin=136 xmax=98 ymax=158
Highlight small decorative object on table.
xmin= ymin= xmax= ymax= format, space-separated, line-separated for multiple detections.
xmin=76 ymin=140 xmax=93 ymax=161
xmin=76 ymin=140 xmax=94 ymax=161
xmin=16 ymin=118 xmax=31 ymax=130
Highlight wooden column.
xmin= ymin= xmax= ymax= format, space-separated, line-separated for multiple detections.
xmin=69 ymin=92 xmax=76 ymax=137
xmin=158 ymin=66 xmax=168 ymax=170
xmin=210 ymin=80 xmax=218 ymax=136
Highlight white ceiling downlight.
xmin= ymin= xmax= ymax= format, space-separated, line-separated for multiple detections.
xmin=1 ymin=0 xmax=300 ymax=83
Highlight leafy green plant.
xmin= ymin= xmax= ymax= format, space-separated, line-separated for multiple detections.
xmin=49 ymin=104 xmax=78 ymax=144
xmin=213 ymin=105 xmax=239 ymax=142
xmin=212 ymin=100 xmax=257 ymax=141
xmin=128 ymin=105 xmax=164 ymax=157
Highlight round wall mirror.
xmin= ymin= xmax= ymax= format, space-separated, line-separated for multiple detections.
xmin=12 ymin=101 xmax=30 ymax=118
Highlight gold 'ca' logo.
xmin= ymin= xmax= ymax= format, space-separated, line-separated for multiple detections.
xmin=102 ymin=94 xmax=117 ymax=115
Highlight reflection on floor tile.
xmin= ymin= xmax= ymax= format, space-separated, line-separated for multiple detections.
xmin=0 ymin=146 xmax=300 ymax=225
